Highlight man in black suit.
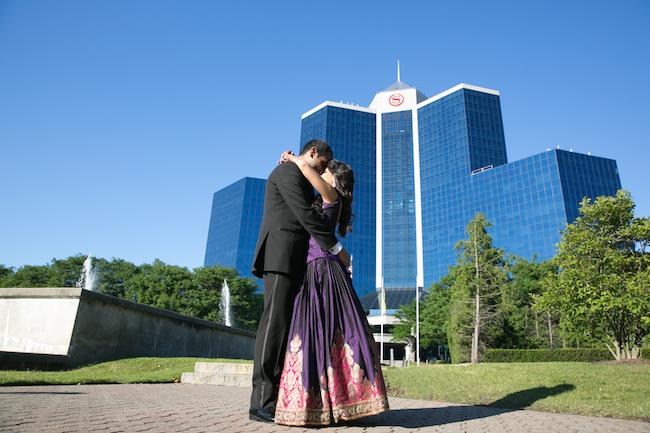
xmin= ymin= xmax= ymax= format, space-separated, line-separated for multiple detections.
xmin=248 ymin=139 xmax=349 ymax=423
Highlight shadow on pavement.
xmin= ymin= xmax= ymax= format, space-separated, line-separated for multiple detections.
xmin=345 ymin=384 xmax=575 ymax=428
xmin=346 ymin=406 xmax=511 ymax=428
xmin=0 ymin=391 xmax=85 ymax=395
xmin=488 ymin=384 xmax=575 ymax=410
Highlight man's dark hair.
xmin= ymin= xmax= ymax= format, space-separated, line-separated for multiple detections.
xmin=300 ymin=139 xmax=332 ymax=159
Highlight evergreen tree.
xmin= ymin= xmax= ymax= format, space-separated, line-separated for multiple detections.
xmin=447 ymin=213 xmax=508 ymax=363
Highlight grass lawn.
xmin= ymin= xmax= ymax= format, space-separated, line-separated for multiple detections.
xmin=0 ymin=357 xmax=251 ymax=386
xmin=383 ymin=362 xmax=650 ymax=422
xmin=1 ymin=358 xmax=648 ymax=421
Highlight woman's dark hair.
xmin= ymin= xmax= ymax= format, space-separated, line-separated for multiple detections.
xmin=312 ymin=159 xmax=354 ymax=237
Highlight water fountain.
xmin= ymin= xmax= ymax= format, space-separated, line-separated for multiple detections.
xmin=76 ymin=255 xmax=97 ymax=291
xmin=220 ymin=279 xmax=233 ymax=327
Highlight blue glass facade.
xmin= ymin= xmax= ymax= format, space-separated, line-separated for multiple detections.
xmin=465 ymin=89 xmax=508 ymax=171
xmin=204 ymin=177 xmax=266 ymax=280
xmin=381 ymin=110 xmax=417 ymax=289
xmin=418 ymin=88 xmax=621 ymax=285
xmin=300 ymin=106 xmax=377 ymax=297
xmin=556 ymin=150 xmax=621 ymax=222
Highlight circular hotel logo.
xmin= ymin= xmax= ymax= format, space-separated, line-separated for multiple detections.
xmin=389 ymin=93 xmax=404 ymax=106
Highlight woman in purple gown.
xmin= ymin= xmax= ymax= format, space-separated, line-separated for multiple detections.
xmin=273 ymin=151 xmax=389 ymax=426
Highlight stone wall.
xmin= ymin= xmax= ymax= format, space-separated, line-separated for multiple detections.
xmin=0 ymin=288 xmax=256 ymax=368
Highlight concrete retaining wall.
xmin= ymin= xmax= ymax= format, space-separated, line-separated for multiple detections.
xmin=0 ymin=288 xmax=256 ymax=368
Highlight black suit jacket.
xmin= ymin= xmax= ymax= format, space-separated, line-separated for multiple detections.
xmin=252 ymin=162 xmax=338 ymax=278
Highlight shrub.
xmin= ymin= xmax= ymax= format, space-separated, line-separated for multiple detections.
xmin=484 ymin=348 xmax=612 ymax=362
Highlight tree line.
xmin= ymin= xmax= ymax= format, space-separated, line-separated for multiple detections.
xmin=393 ymin=190 xmax=650 ymax=362
xmin=2 ymin=190 xmax=647 ymax=361
xmin=0 ymin=257 xmax=264 ymax=332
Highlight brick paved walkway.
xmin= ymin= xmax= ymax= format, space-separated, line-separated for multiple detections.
xmin=0 ymin=384 xmax=648 ymax=433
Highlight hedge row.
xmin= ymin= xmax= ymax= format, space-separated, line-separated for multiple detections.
xmin=484 ymin=348 xmax=613 ymax=362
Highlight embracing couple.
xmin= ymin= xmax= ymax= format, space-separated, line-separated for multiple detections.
xmin=248 ymin=139 xmax=389 ymax=426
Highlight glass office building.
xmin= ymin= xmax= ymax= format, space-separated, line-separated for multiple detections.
xmin=205 ymin=79 xmax=621 ymax=305
xmin=304 ymin=80 xmax=620 ymax=307
xmin=204 ymin=177 xmax=266 ymax=280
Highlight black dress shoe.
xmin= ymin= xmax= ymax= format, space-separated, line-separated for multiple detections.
xmin=249 ymin=408 xmax=275 ymax=423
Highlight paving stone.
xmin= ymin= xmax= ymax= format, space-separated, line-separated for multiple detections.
xmin=0 ymin=383 xmax=648 ymax=432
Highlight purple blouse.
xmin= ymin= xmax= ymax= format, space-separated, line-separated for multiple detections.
xmin=306 ymin=199 xmax=341 ymax=263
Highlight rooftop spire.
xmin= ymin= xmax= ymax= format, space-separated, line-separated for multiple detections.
xmin=373 ymin=60 xmax=427 ymax=102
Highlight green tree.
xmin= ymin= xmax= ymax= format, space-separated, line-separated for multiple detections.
xmin=47 ymin=255 xmax=86 ymax=287
xmin=0 ymin=265 xmax=14 ymax=287
xmin=124 ymin=259 xmax=196 ymax=313
xmin=187 ymin=266 xmax=225 ymax=322
xmin=0 ymin=256 xmax=86 ymax=288
xmin=187 ymin=266 xmax=258 ymax=329
xmin=500 ymin=257 xmax=558 ymax=349
xmin=420 ymin=276 xmax=452 ymax=349
xmin=393 ymin=275 xmax=453 ymax=356
xmin=392 ymin=300 xmax=416 ymax=347
xmin=447 ymin=213 xmax=509 ymax=363
xmin=122 ymin=261 xmax=263 ymax=332
xmin=94 ymin=258 xmax=139 ymax=298
xmin=225 ymin=275 xmax=263 ymax=332
xmin=1 ymin=255 xmax=101 ymax=289
xmin=535 ymin=190 xmax=650 ymax=360
xmin=4 ymin=265 xmax=52 ymax=287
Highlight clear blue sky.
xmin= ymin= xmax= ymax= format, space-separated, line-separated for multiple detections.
xmin=1 ymin=0 xmax=648 ymax=269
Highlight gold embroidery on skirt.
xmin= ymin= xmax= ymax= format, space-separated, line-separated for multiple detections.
xmin=274 ymin=331 xmax=389 ymax=426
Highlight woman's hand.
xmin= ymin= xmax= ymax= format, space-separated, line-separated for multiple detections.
xmin=278 ymin=150 xmax=297 ymax=164
xmin=338 ymin=248 xmax=351 ymax=270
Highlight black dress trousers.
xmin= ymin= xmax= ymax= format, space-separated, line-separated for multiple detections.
xmin=249 ymin=271 xmax=303 ymax=413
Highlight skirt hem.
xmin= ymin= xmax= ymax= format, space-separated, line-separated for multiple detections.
xmin=274 ymin=396 xmax=389 ymax=426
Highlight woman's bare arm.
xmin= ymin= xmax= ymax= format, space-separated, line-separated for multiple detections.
xmin=281 ymin=151 xmax=338 ymax=203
